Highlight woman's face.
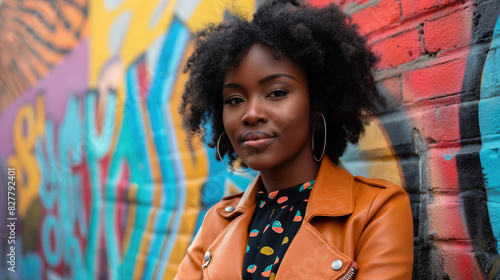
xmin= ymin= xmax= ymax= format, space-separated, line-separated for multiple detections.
xmin=222 ymin=43 xmax=313 ymax=173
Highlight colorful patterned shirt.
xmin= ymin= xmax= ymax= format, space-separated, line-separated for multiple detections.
xmin=242 ymin=180 xmax=315 ymax=280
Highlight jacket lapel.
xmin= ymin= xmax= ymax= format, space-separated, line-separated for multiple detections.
xmin=275 ymin=222 xmax=353 ymax=280
xmin=276 ymin=157 xmax=356 ymax=280
xmin=202 ymin=176 xmax=262 ymax=279
xmin=203 ymin=210 xmax=254 ymax=279
xmin=305 ymin=156 xmax=355 ymax=221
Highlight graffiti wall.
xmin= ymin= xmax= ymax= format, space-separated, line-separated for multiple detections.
xmin=0 ymin=0 xmax=499 ymax=279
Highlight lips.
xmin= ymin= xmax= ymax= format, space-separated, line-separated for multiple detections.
xmin=241 ymin=131 xmax=274 ymax=149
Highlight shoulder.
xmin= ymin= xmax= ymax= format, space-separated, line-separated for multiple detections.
xmin=197 ymin=192 xmax=245 ymax=244
xmin=352 ymin=175 xmax=410 ymax=213
xmin=203 ymin=192 xmax=245 ymax=221
xmin=353 ymin=175 xmax=407 ymax=196
xmin=354 ymin=176 xmax=399 ymax=189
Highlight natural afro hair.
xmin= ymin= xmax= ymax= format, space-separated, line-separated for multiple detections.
xmin=180 ymin=0 xmax=386 ymax=166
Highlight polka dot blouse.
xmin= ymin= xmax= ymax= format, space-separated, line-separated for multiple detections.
xmin=242 ymin=180 xmax=315 ymax=280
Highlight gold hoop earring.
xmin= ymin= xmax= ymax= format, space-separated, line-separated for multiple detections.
xmin=312 ymin=113 xmax=327 ymax=162
xmin=217 ymin=131 xmax=251 ymax=173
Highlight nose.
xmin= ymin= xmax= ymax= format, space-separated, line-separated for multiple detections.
xmin=242 ymin=96 xmax=267 ymax=125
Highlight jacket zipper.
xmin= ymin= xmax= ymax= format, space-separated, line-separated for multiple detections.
xmin=338 ymin=261 xmax=358 ymax=280
xmin=338 ymin=267 xmax=356 ymax=280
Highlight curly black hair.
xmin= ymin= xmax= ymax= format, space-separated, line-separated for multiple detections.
xmin=180 ymin=0 xmax=386 ymax=166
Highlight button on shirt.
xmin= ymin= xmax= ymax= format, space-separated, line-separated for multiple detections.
xmin=242 ymin=180 xmax=315 ymax=280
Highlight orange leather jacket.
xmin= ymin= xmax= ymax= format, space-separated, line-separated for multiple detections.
xmin=175 ymin=156 xmax=413 ymax=280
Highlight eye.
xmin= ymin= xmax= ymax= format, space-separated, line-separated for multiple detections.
xmin=224 ymin=96 xmax=244 ymax=105
xmin=268 ymin=89 xmax=289 ymax=98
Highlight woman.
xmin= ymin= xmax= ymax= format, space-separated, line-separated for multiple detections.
xmin=175 ymin=0 xmax=413 ymax=279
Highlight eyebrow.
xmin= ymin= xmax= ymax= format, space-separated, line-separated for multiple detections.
xmin=258 ymin=73 xmax=297 ymax=84
xmin=222 ymin=73 xmax=297 ymax=89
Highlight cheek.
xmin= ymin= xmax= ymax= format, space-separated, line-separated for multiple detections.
xmin=285 ymin=98 xmax=310 ymax=126
xmin=272 ymin=107 xmax=311 ymax=136
xmin=222 ymin=111 xmax=239 ymax=144
xmin=272 ymin=108 xmax=297 ymax=131
xmin=222 ymin=109 xmax=234 ymax=130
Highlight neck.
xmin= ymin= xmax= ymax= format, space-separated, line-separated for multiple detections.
xmin=259 ymin=157 xmax=320 ymax=193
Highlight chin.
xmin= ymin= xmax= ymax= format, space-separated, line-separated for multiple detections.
xmin=241 ymin=157 xmax=278 ymax=172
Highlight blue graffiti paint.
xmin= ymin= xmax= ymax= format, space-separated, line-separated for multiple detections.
xmin=91 ymin=93 xmax=122 ymax=277
xmin=41 ymin=214 xmax=62 ymax=266
xmin=142 ymin=19 xmax=191 ymax=280
xmin=86 ymin=93 xmax=116 ymax=158
xmin=62 ymin=175 xmax=88 ymax=280
xmin=479 ymin=14 xmax=500 ymax=248
xmin=85 ymin=90 xmax=119 ymax=278
xmin=443 ymin=151 xmax=456 ymax=161
xmin=114 ymin=60 xmax=158 ymax=278
xmin=21 ymin=252 xmax=43 ymax=279
xmin=37 ymin=96 xmax=89 ymax=278
xmin=58 ymin=96 xmax=88 ymax=279
xmin=30 ymin=94 xmax=104 ymax=279
xmin=443 ymin=154 xmax=454 ymax=161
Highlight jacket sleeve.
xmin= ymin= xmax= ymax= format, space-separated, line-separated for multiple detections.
xmin=174 ymin=222 xmax=205 ymax=280
xmin=354 ymin=185 xmax=414 ymax=279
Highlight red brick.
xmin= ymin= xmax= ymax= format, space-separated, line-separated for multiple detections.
xmin=351 ymin=0 xmax=401 ymax=35
xmin=401 ymin=0 xmax=460 ymax=17
xmin=434 ymin=243 xmax=485 ymax=280
xmin=418 ymin=102 xmax=461 ymax=144
xmin=402 ymin=57 xmax=467 ymax=102
xmin=427 ymin=146 xmax=460 ymax=191
xmin=424 ymin=7 xmax=473 ymax=52
xmin=401 ymin=98 xmax=464 ymax=144
xmin=427 ymin=202 xmax=467 ymax=240
xmin=371 ymin=29 xmax=424 ymax=69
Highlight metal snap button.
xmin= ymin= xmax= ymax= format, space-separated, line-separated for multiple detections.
xmin=331 ymin=259 xmax=343 ymax=271
xmin=204 ymin=251 xmax=211 ymax=261
xmin=224 ymin=206 xmax=235 ymax=212
xmin=202 ymin=251 xmax=211 ymax=268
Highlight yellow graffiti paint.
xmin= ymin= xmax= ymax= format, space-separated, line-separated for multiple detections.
xmin=89 ymin=0 xmax=178 ymax=86
xmin=36 ymin=95 xmax=46 ymax=137
xmin=226 ymin=180 xmax=243 ymax=197
xmin=186 ymin=0 xmax=257 ymax=32
xmin=356 ymin=119 xmax=404 ymax=188
xmin=9 ymin=96 xmax=45 ymax=218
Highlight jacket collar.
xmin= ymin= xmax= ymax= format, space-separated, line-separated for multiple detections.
xmin=231 ymin=156 xmax=355 ymax=221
